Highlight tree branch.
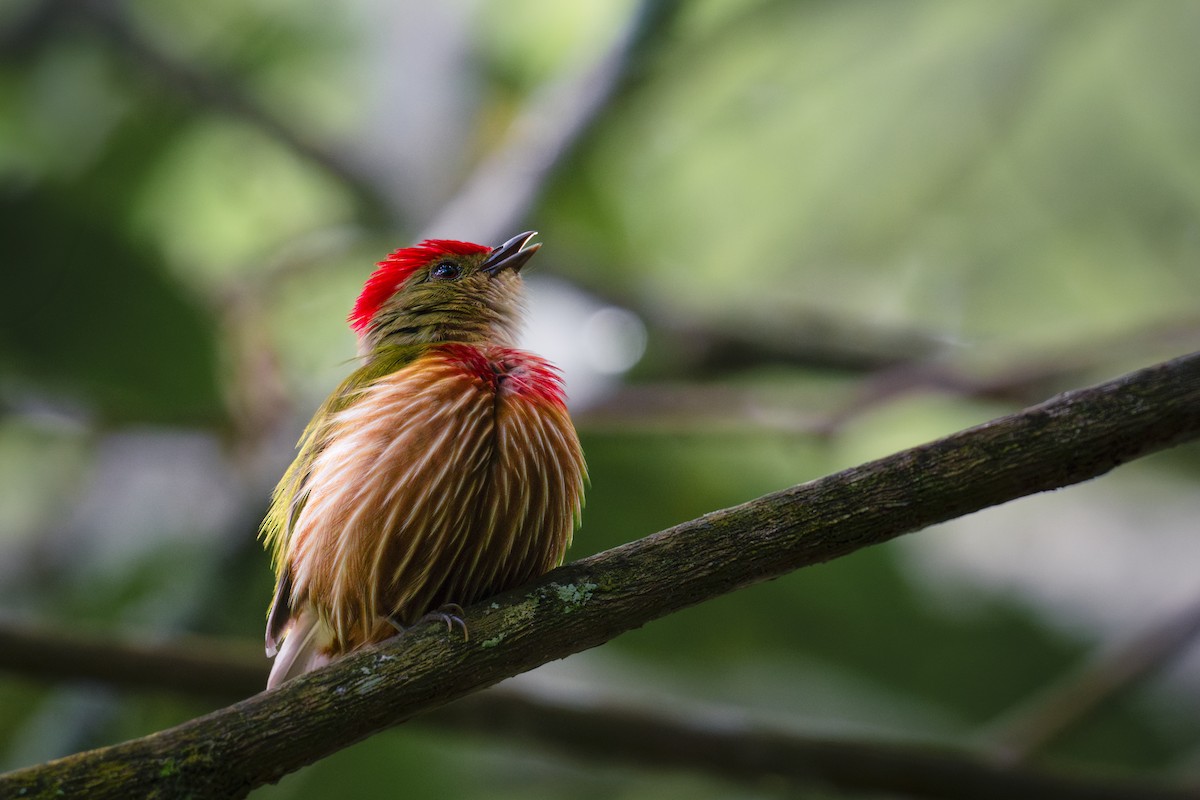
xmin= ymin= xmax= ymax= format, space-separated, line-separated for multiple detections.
xmin=420 ymin=0 xmax=684 ymax=242
xmin=66 ymin=0 xmax=389 ymax=218
xmin=821 ymin=317 xmax=1200 ymax=427
xmin=2 ymin=351 xmax=1199 ymax=799
xmin=0 ymin=622 xmax=266 ymax=701
xmin=0 ymin=624 xmax=1195 ymax=800
xmin=982 ymin=591 xmax=1200 ymax=761
xmin=442 ymin=686 xmax=1195 ymax=800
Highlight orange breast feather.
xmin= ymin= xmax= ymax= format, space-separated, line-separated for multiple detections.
xmin=284 ymin=343 xmax=585 ymax=652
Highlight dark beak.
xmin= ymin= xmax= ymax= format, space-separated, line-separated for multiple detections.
xmin=482 ymin=231 xmax=540 ymax=275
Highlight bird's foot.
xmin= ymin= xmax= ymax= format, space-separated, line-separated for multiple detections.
xmin=423 ymin=603 xmax=470 ymax=641
xmin=385 ymin=603 xmax=469 ymax=642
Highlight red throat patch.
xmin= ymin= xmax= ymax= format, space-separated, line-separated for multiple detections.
xmin=438 ymin=344 xmax=568 ymax=408
xmin=348 ymin=239 xmax=492 ymax=333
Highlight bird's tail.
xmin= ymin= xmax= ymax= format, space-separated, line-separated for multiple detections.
xmin=267 ymin=610 xmax=333 ymax=690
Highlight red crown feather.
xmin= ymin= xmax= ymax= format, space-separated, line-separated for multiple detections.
xmin=348 ymin=239 xmax=492 ymax=333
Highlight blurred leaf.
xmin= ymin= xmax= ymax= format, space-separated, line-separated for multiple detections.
xmin=0 ymin=186 xmax=224 ymax=424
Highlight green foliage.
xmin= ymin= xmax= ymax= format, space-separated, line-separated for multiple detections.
xmin=0 ymin=187 xmax=222 ymax=424
xmin=548 ymin=1 xmax=1200 ymax=343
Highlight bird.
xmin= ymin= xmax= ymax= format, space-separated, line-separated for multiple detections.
xmin=260 ymin=231 xmax=586 ymax=689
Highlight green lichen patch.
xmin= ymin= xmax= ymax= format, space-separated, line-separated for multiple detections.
xmin=479 ymin=632 xmax=507 ymax=648
xmin=549 ymin=581 xmax=598 ymax=612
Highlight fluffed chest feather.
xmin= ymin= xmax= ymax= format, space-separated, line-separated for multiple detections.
xmin=284 ymin=343 xmax=585 ymax=650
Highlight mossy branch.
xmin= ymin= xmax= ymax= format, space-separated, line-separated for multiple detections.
xmin=2 ymin=351 xmax=1199 ymax=800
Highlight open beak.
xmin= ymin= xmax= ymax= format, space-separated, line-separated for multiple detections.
xmin=482 ymin=231 xmax=540 ymax=275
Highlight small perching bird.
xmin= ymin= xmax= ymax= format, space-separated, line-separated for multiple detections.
xmin=261 ymin=231 xmax=586 ymax=689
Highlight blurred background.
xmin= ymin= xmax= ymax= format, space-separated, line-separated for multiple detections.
xmin=2 ymin=0 xmax=1200 ymax=796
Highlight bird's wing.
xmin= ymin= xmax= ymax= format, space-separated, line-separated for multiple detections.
xmin=260 ymin=345 xmax=426 ymax=647
xmin=264 ymin=567 xmax=293 ymax=657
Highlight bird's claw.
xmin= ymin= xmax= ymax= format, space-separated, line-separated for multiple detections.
xmin=386 ymin=604 xmax=469 ymax=642
xmin=426 ymin=603 xmax=469 ymax=641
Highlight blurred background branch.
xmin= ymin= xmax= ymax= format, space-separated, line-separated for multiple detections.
xmin=4 ymin=0 xmax=392 ymax=217
xmin=982 ymin=591 xmax=1200 ymax=763
xmin=418 ymin=0 xmax=684 ymax=242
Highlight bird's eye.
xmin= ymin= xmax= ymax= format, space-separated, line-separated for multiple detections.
xmin=429 ymin=261 xmax=461 ymax=281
